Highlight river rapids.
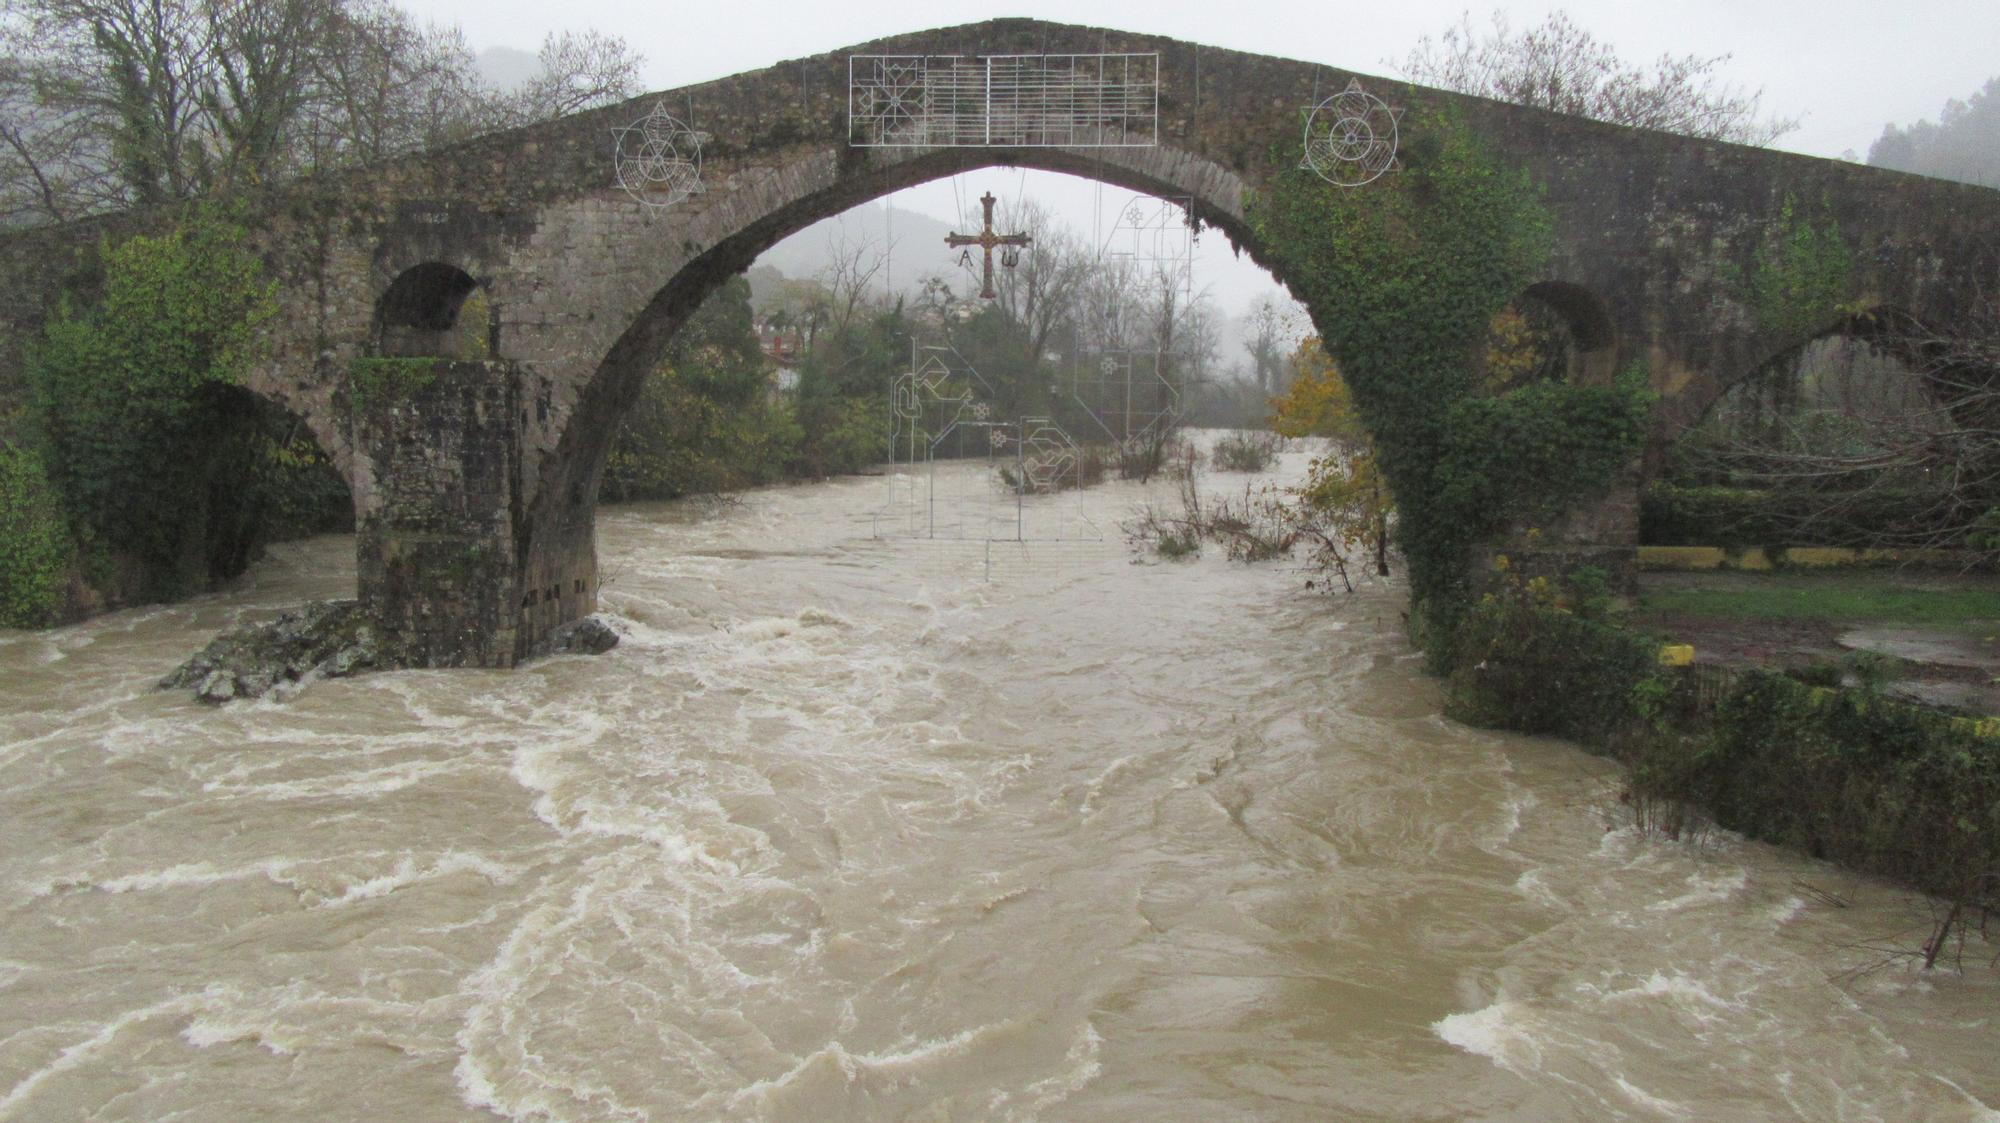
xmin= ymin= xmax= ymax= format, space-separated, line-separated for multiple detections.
xmin=2 ymin=444 xmax=1998 ymax=1121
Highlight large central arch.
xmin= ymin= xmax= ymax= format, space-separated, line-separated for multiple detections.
xmin=516 ymin=144 xmax=1275 ymax=647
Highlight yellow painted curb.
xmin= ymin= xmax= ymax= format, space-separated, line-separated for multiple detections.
xmin=1638 ymin=547 xmax=1725 ymax=570
xmin=1953 ymin=716 xmax=2000 ymax=740
xmin=1637 ymin=545 xmax=1982 ymax=572
xmin=1657 ymin=644 xmax=1695 ymax=666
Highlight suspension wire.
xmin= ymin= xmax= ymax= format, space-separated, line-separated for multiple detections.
xmin=1016 ymin=164 xmax=1028 ymax=277
xmin=949 ymin=171 xmax=967 ymax=293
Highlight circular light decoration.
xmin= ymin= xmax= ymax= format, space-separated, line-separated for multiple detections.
xmin=612 ymin=103 xmax=707 ymax=209
xmin=1302 ymin=79 xmax=1401 ymax=188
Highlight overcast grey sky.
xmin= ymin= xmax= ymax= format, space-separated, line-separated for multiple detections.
xmin=406 ymin=1 xmax=2000 ymax=326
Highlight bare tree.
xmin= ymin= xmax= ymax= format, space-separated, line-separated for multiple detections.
xmin=1242 ymin=295 xmax=1289 ymax=394
xmin=1396 ymin=11 xmax=1798 ymax=146
xmin=1671 ymin=310 xmax=2000 ymax=555
xmin=502 ymin=30 xmax=640 ymax=123
xmin=0 ymin=0 xmax=642 ymax=223
xmin=0 ymin=54 xmax=124 ymax=224
xmin=818 ymin=226 xmax=886 ymax=344
xmin=5 ymin=0 xmax=219 ymax=204
xmin=299 ymin=1 xmax=483 ymax=168
xmin=986 ymin=197 xmax=1092 ymax=366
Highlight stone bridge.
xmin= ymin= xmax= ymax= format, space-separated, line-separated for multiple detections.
xmin=2 ymin=18 xmax=1997 ymax=665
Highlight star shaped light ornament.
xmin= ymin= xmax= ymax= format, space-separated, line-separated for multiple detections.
xmin=1302 ymin=79 xmax=1402 ymax=188
xmin=612 ymin=103 xmax=707 ymax=209
xmin=854 ymin=59 xmax=927 ymax=144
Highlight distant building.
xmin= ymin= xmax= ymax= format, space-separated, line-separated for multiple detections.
xmin=757 ymin=323 xmax=803 ymax=367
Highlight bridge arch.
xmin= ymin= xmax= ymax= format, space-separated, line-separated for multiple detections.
xmin=501 ymin=144 xmax=1287 ymax=650
xmin=376 ymin=262 xmax=490 ymax=358
xmin=1522 ymin=280 xmax=1618 ymax=382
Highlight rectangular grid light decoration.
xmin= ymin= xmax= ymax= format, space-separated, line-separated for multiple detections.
xmin=848 ymin=53 xmax=1159 ymax=147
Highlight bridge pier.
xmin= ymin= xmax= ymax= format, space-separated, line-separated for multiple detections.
xmin=350 ymin=359 xmax=597 ymax=667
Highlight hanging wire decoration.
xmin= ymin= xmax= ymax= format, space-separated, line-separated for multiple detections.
xmin=611 ymin=103 xmax=708 ymax=208
xmin=1069 ymin=195 xmax=1195 ymax=445
xmin=876 ymin=343 xmax=1101 ymax=542
xmin=849 ymin=54 xmax=1159 ymax=147
xmin=1016 ymin=418 xmax=1082 ymax=492
xmin=1098 ymin=195 xmax=1195 ymax=313
xmin=1072 ymin=350 xmax=1183 ymax=446
xmin=1302 ymin=79 xmax=1402 ymax=187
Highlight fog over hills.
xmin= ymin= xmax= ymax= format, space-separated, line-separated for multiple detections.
xmin=744 ymin=197 xmax=1307 ymax=381
xmin=749 ymin=203 xmax=958 ymax=301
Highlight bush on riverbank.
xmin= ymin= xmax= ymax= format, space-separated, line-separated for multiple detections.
xmin=1664 ymin=670 xmax=2000 ymax=897
xmin=1641 ymin=482 xmax=1972 ymax=550
xmin=1443 ymin=568 xmax=2000 ymax=960
xmin=0 ymin=439 xmax=73 ymax=627
xmin=1444 ymin=570 xmax=1659 ymax=745
xmin=8 ymin=207 xmax=353 ymax=622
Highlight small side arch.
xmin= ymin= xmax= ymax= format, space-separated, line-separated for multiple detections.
xmin=1522 ymin=280 xmax=1618 ymax=383
xmin=374 ymin=262 xmax=492 ymax=358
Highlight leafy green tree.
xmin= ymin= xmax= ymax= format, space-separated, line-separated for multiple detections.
xmin=26 ymin=206 xmax=288 ymax=598
xmin=0 ymin=438 xmax=71 ymax=625
xmin=790 ymin=300 xmax=902 ymax=476
xmin=605 ymin=276 xmax=799 ymax=500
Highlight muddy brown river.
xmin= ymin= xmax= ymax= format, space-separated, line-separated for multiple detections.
xmin=2 ymin=446 xmax=1997 ymax=1120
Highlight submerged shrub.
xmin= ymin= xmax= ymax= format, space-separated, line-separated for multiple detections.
xmin=1212 ymin=430 xmax=1281 ymax=473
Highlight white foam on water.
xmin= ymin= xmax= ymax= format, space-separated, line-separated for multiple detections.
xmin=1078 ymin=753 xmax=1144 ymax=817
xmin=1597 ymin=971 xmax=1746 ymax=1016
xmin=0 ymin=994 xmax=202 ymax=1116
xmin=1645 ymin=868 xmax=1750 ymax=912
xmin=1017 ymin=1019 xmax=1105 ymax=1115
xmin=1613 ymin=1075 xmax=1690 ymax=1118
xmin=1929 ymin=1074 xmax=2000 ymax=1120
xmin=21 ymin=857 xmax=296 ymax=899
xmin=453 ymin=871 xmax=615 ymax=1120
xmin=199 ymin=755 xmax=481 ymax=801
xmin=1765 ymin=895 xmax=1807 ymax=926
xmin=316 ymin=850 xmax=521 ymax=907
xmin=180 ymin=984 xmax=444 ymax=1059
xmin=1512 ymin=868 xmax=1567 ymax=910
xmin=724 ymin=1023 xmax=992 ymax=1112
xmin=1433 ymin=1000 xmax=1545 ymax=1076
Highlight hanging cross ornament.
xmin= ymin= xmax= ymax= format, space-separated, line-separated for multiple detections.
xmin=945 ymin=192 xmax=1031 ymax=299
